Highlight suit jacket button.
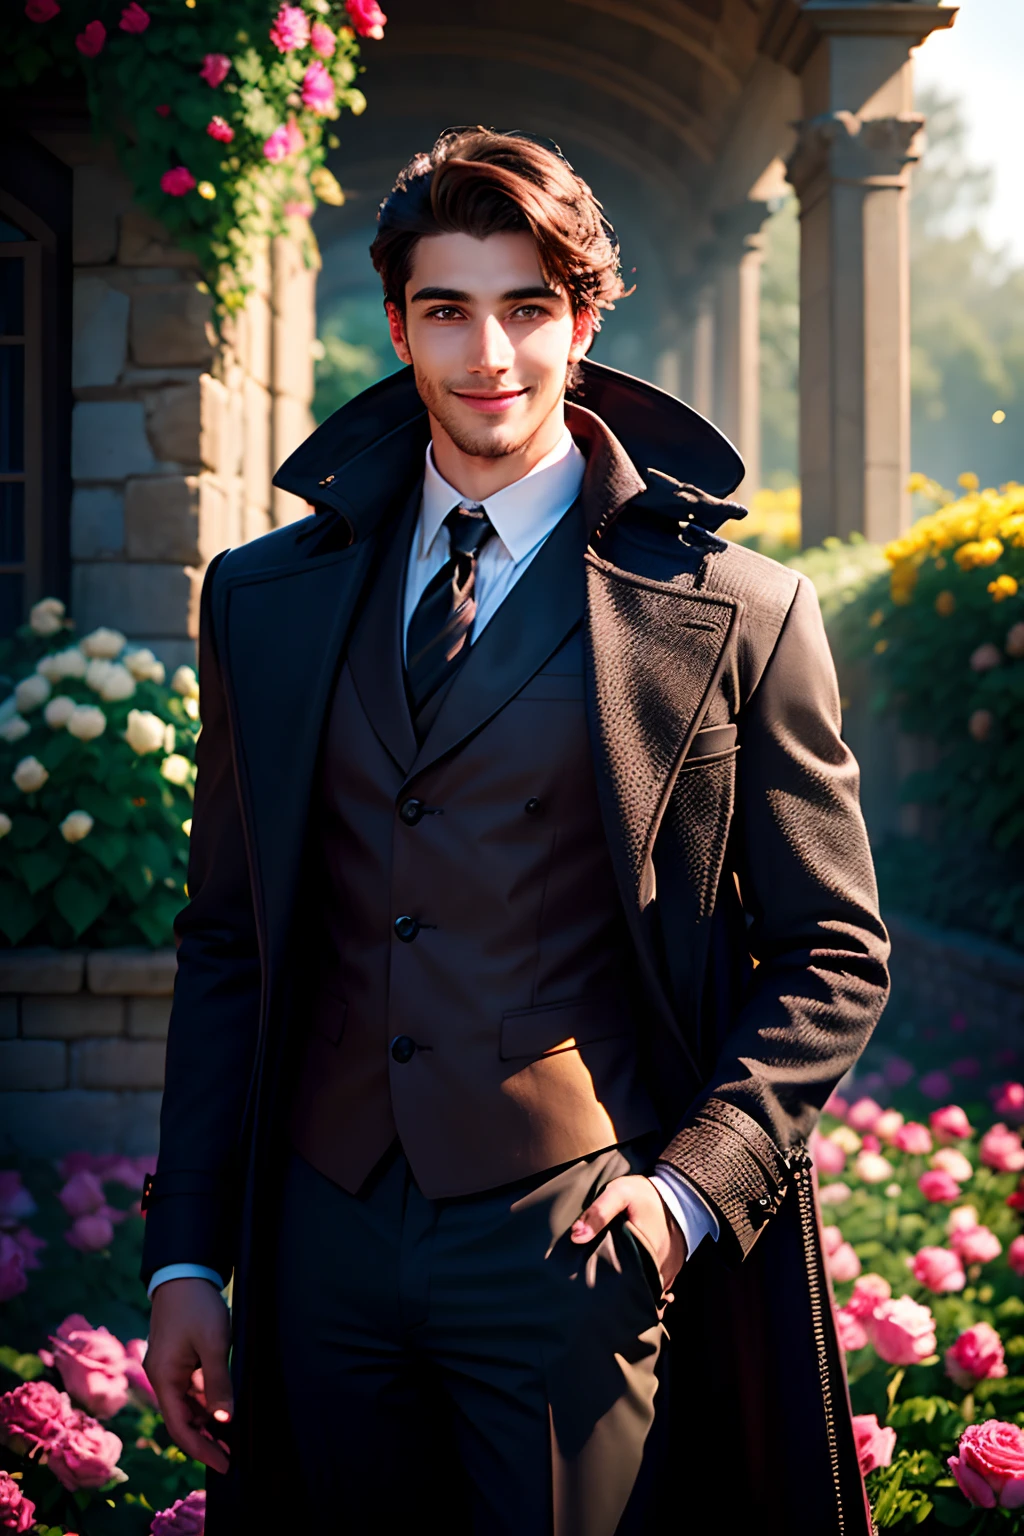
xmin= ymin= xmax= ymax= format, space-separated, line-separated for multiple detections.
xmin=399 ymin=798 xmax=424 ymax=826
xmin=390 ymin=1035 xmax=417 ymax=1064
xmin=394 ymin=915 xmax=420 ymax=942
xmin=524 ymin=797 xmax=542 ymax=814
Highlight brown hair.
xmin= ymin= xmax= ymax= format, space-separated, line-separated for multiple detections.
xmin=369 ymin=127 xmax=626 ymax=326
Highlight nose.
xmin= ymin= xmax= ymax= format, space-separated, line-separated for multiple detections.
xmin=467 ymin=313 xmax=514 ymax=375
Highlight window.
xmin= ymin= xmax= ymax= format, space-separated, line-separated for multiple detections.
xmin=0 ymin=213 xmax=39 ymax=634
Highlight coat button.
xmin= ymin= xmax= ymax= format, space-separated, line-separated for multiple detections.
xmin=394 ymin=915 xmax=420 ymax=942
xmin=390 ymin=1035 xmax=416 ymax=1064
xmin=399 ymin=798 xmax=424 ymax=826
xmin=524 ymin=797 xmax=542 ymax=814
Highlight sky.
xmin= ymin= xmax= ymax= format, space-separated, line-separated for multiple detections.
xmin=913 ymin=0 xmax=1024 ymax=262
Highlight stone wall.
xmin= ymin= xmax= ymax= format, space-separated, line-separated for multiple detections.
xmin=31 ymin=130 xmax=317 ymax=669
xmin=885 ymin=912 xmax=1024 ymax=1042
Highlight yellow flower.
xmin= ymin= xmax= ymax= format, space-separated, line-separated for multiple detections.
xmin=935 ymin=590 xmax=956 ymax=617
xmin=197 ymin=181 xmax=217 ymax=200
xmin=955 ymin=538 xmax=1003 ymax=571
xmin=988 ymin=574 xmax=1019 ymax=602
xmin=310 ymin=166 xmax=345 ymax=206
xmin=873 ymin=638 xmax=889 ymax=654
xmin=907 ymin=472 xmax=929 ymax=494
xmin=958 ymin=471 xmax=980 ymax=492
xmin=868 ymin=609 xmax=885 ymax=629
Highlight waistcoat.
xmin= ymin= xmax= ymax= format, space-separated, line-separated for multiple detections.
xmin=289 ymin=489 xmax=658 ymax=1198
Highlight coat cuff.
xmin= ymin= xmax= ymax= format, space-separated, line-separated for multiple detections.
xmin=140 ymin=1171 xmax=239 ymax=1288
xmin=658 ymin=1098 xmax=792 ymax=1265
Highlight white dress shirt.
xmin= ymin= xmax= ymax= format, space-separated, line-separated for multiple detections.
xmin=149 ymin=427 xmax=718 ymax=1297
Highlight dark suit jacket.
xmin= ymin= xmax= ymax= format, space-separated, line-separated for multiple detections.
xmin=142 ymin=361 xmax=889 ymax=1534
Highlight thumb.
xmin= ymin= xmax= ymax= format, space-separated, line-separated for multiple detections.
xmin=571 ymin=1184 xmax=629 ymax=1243
xmin=198 ymin=1340 xmax=234 ymax=1425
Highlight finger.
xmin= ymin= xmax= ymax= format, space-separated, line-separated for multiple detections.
xmin=159 ymin=1383 xmax=230 ymax=1474
xmin=571 ymin=1184 xmax=630 ymax=1243
xmin=198 ymin=1339 xmax=234 ymax=1426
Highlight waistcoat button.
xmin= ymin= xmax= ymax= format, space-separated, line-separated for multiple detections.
xmin=399 ymin=798 xmax=424 ymax=826
xmin=393 ymin=914 xmax=420 ymax=942
xmin=390 ymin=1035 xmax=417 ymax=1064
xmin=524 ymin=797 xmax=542 ymax=814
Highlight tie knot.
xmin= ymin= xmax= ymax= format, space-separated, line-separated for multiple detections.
xmin=444 ymin=503 xmax=495 ymax=560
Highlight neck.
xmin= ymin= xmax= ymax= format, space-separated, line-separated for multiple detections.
xmin=427 ymin=400 xmax=567 ymax=503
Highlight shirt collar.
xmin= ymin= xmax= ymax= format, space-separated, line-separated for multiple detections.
xmin=419 ymin=426 xmax=586 ymax=565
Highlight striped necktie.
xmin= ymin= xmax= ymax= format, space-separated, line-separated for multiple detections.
xmin=405 ymin=503 xmax=497 ymax=720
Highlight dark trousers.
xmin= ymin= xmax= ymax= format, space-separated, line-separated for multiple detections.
xmin=275 ymin=1141 xmax=670 ymax=1535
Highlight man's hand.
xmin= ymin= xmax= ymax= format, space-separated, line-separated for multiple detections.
xmin=570 ymin=1174 xmax=687 ymax=1295
xmin=146 ymin=1278 xmax=233 ymax=1473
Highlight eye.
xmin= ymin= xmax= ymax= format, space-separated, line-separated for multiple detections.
xmin=510 ymin=305 xmax=544 ymax=320
xmin=426 ymin=306 xmax=464 ymax=321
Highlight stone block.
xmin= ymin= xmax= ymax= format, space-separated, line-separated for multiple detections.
xmin=146 ymin=382 xmax=201 ymax=465
xmin=0 ymin=950 xmax=84 ymax=994
xmin=0 ymin=1041 xmax=67 ymax=1090
xmin=71 ymin=486 xmax=125 ymax=560
xmin=200 ymin=373 xmax=230 ymax=475
xmin=118 ymin=208 xmax=200 ymax=270
xmin=272 ymin=249 xmax=316 ymax=402
xmin=23 ymin=995 xmax=124 ymax=1040
xmin=72 ymin=562 xmax=195 ymax=641
xmin=243 ymin=502 xmax=272 ymax=544
xmin=124 ymin=475 xmax=200 ymax=563
xmin=131 ymin=284 xmax=214 ymax=368
xmin=73 ymin=276 xmax=130 ymax=389
xmin=0 ymin=1091 xmax=161 ymax=1158
xmin=87 ymin=948 xmax=177 ymax=995
xmin=243 ymin=375 xmax=272 ymax=512
xmin=72 ymin=1039 xmax=166 ymax=1091
xmin=127 ymin=997 xmax=172 ymax=1039
xmin=272 ymin=395 xmax=315 ymax=526
xmin=72 ymin=401 xmax=157 ymax=481
xmin=0 ymin=1000 xmax=17 ymax=1039
xmin=245 ymin=291 xmax=272 ymax=390
xmin=226 ymin=382 xmax=245 ymax=481
xmin=73 ymin=162 xmax=133 ymax=266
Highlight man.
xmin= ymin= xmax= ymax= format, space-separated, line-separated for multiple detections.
xmin=142 ymin=128 xmax=890 ymax=1535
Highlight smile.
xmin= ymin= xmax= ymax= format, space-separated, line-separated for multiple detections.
xmin=452 ymin=389 xmax=528 ymax=414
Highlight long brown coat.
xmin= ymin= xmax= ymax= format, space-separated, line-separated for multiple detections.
xmin=142 ymin=361 xmax=889 ymax=1534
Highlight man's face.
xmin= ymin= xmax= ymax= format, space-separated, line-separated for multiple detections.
xmin=386 ymin=230 xmax=593 ymax=460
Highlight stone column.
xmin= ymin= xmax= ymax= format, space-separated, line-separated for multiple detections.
xmin=785 ymin=1 xmax=957 ymax=548
xmin=711 ymin=203 xmax=769 ymax=498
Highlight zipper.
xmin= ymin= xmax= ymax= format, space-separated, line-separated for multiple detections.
xmin=789 ymin=1144 xmax=846 ymax=1534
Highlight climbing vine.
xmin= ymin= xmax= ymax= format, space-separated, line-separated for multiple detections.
xmin=2 ymin=0 xmax=387 ymax=313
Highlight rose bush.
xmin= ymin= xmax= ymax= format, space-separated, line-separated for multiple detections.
xmin=0 ymin=600 xmax=198 ymax=947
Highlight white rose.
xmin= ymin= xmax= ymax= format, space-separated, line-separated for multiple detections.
xmin=0 ymin=812 xmax=11 ymax=838
xmin=44 ymin=695 xmax=76 ymax=729
xmin=13 ymin=756 xmax=48 ymax=793
xmin=182 ymin=817 xmax=193 ymax=837
xmin=184 ymin=696 xmax=199 ymax=720
xmin=171 ymin=665 xmax=199 ymax=699
xmin=0 ymin=715 xmax=30 ymax=744
xmin=15 ymin=674 xmax=51 ymax=713
xmin=0 ymin=696 xmax=16 ymax=724
xmin=160 ymin=753 xmax=193 ymax=786
xmin=29 ymin=597 xmax=66 ymax=636
xmin=163 ymin=722 xmax=176 ymax=754
xmin=98 ymin=664 xmax=136 ymax=703
xmin=37 ymin=654 xmax=64 ymax=683
xmin=125 ymin=709 xmax=167 ymax=754
xmin=67 ymin=705 xmax=107 ymax=742
xmin=52 ymin=647 xmax=87 ymax=679
xmin=60 ymin=809 xmax=95 ymax=844
xmin=81 ymin=627 xmax=126 ymax=659
xmin=124 ymin=648 xmax=165 ymax=683
xmin=85 ymin=659 xmax=113 ymax=693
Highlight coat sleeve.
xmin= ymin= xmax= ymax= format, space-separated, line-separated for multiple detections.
xmin=141 ymin=553 xmax=262 ymax=1287
xmin=657 ymin=573 xmax=890 ymax=1265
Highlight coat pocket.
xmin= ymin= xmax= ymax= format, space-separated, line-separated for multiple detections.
xmin=499 ymin=994 xmax=631 ymax=1061
xmin=679 ymin=721 xmax=737 ymax=769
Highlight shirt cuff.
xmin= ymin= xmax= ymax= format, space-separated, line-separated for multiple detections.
xmin=147 ymin=1263 xmax=226 ymax=1300
xmin=650 ymin=1164 xmax=720 ymax=1257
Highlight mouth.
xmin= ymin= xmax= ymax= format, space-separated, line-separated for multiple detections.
xmin=451 ymin=388 xmax=529 ymax=415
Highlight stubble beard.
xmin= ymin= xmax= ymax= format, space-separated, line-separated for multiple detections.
xmin=414 ymin=368 xmax=557 ymax=461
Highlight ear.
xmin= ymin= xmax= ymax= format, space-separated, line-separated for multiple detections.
xmin=568 ymin=308 xmax=596 ymax=363
xmin=386 ymin=302 xmax=413 ymax=366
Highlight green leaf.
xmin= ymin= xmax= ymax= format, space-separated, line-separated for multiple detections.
xmin=76 ymin=783 xmax=131 ymax=830
xmin=0 ymin=877 xmax=38 ymax=943
xmin=82 ymin=827 xmax=129 ymax=873
xmin=19 ymin=843 xmax=69 ymax=894
xmin=9 ymin=813 xmax=48 ymax=849
xmin=52 ymin=874 xmax=110 ymax=938
xmin=38 ymin=730 xmax=79 ymax=772
xmin=0 ymin=1347 xmax=45 ymax=1380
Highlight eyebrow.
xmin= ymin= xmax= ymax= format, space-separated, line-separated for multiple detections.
xmin=409 ymin=284 xmax=561 ymax=304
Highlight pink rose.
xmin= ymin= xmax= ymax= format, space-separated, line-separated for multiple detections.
xmin=11 ymin=1226 xmax=46 ymax=1270
xmin=346 ymin=0 xmax=387 ymax=39
xmin=829 ymin=1241 xmax=862 ymax=1283
xmin=119 ymin=2 xmax=149 ymax=31
xmin=819 ymin=1181 xmax=851 ymax=1206
xmin=151 ymin=1487 xmax=206 ymax=1534
xmin=950 ymin=1224 xmax=1002 ymax=1265
xmin=874 ymin=1110 xmax=904 ymax=1144
xmin=861 ymin=1133 xmax=881 ymax=1153
xmin=207 ymin=116 xmax=234 ymax=143
xmin=822 ymin=1225 xmax=842 ymax=1257
xmin=46 ymin=1407 xmax=123 ymax=1491
xmin=301 ymin=60 xmax=335 ymax=114
xmin=920 ymin=1068 xmax=953 ymax=1101
xmin=0 ymin=1379 xmax=72 ymax=1454
xmin=854 ymin=1150 xmax=893 ymax=1183
xmin=0 ymin=1171 xmax=36 ymax=1224
xmin=160 ymin=167 xmax=196 ymax=198
xmin=852 ymin=1414 xmax=897 ymax=1476
xmin=124 ymin=1339 xmax=158 ymax=1410
xmin=980 ymin=1123 xmax=1024 ymax=1173
xmin=948 ymin=1420 xmax=1024 ymax=1509
xmin=1009 ymin=1234 xmax=1024 ymax=1277
xmin=310 ymin=19 xmax=336 ymax=56
xmin=992 ymin=1082 xmax=1024 ymax=1124
xmin=199 ymin=53 xmax=231 ymax=87
xmin=946 ymin=1204 xmax=979 ymax=1236
xmin=908 ymin=1245 xmax=966 ymax=1294
xmin=869 ymin=1295 xmax=937 ymax=1365
xmin=0 ymin=1469 xmax=35 ymax=1533
xmin=893 ymin=1121 xmax=932 ymax=1155
xmin=47 ymin=1315 xmax=130 ymax=1419
xmin=66 ymin=1211 xmax=115 ymax=1251
xmin=884 ymin=1056 xmax=915 ymax=1088
xmin=25 ymin=0 xmax=60 ymax=20
xmin=834 ymin=1305 xmax=868 ymax=1352
xmin=931 ymin=1147 xmax=974 ymax=1182
xmin=846 ymin=1097 xmax=883 ymax=1132
xmin=284 ymin=200 xmax=314 ymax=218
xmin=263 ymin=120 xmax=304 ymax=162
xmin=823 ymin=1090 xmax=848 ymax=1117
xmin=59 ymin=1170 xmax=105 ymax=1218
xmin=0 ymin=1234 xmax=27 ymax=1303
xmin=930 ymin=1104 xmax=973 ymax=1142
xmin=945 ymin=1324 xmax=1008 ymax=1389
xmin=809 ymin=1129 xmax=846 ymax=1174
xmin=918 ymin=1168 xmax=961 ymax=1203
xmin=847 ymin=1272 xmax=892 ymax=1320
xmin=269 ymin=3 xmax=310 ymax=51
xmin=75 ymin=18 xmax=105 ymax=54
